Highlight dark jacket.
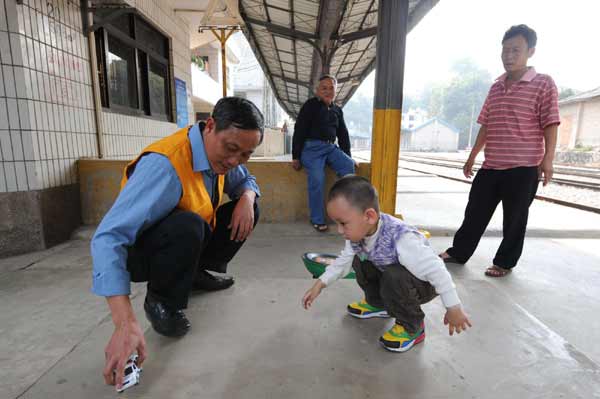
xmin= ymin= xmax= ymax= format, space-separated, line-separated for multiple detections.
xmin=292 ymin=97 xmax=351 ymax=160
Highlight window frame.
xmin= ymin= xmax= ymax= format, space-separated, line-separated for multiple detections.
xmin=95 ymin=12 xmax=173 ymax=122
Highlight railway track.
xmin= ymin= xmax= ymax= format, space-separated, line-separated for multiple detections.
xmin=401 ymin=153 xmax=600 ymax=175
xmin=399 ymin=154 xmax=600 ymax=191
xmin=353 ymin=152 xmax=600 ymax=214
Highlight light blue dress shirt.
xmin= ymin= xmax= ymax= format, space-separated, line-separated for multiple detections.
xmin=91 ymin=123 xmax=260 ymax=297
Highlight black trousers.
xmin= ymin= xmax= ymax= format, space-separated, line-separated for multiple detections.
xmin=352 ymin=257 xmax=437 ymax=334
xmin=126 ymin=200 xmax=259 ymax=309
xmin=447 ymin=167 xmax=539 ymax=269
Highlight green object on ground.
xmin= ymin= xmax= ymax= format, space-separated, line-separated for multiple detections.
xmin=302 ymin=252 xmax=356 ymax=279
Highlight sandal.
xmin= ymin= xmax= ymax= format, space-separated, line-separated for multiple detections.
xmin=484 ymin=265 xmax=512 ymax=277
xmin=312 ymin=223 xmax=329 ymax=232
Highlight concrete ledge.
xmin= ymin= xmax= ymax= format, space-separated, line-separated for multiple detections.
xmin=78 ymin=159 xmax=371 ymax=225
xmin=0 ymin=191 xmax=44 ymax=256
xmin=245 ymin=160 xmax=371 ymax=223
xmin=0 ymin=184 xmax=81 ymax=258
xmin=78 ymin=159 xmax=127 ymax=225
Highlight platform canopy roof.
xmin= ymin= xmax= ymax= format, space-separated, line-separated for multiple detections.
xmin=239 ymin=0 xmax=439 ymax=118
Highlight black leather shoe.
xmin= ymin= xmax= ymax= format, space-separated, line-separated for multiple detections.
xmin=441 ymin=255 xmax=465 ymax=265
xmin=144 ymin=295 xmax=191 ymax=337
xmin=192 ymin=270 xmax=234 ymax=292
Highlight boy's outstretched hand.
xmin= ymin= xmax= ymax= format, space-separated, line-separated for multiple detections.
xmin=302 ymin=280 xmax=325 ymax=309
xmin=443 ymin=305 xmax=472 ymax=335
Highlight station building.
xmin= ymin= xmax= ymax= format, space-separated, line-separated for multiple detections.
xmin=0 ymin=0 xmax=277 ymax=255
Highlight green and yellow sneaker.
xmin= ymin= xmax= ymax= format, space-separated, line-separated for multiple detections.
xmin=346 ymin=299 xmax=389 ymax=319
xmin=379 ymin=322 xmax=425 ymax=352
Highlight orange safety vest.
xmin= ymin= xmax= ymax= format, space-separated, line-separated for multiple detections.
xmin=120 ymin=126 xmax=224 ymax=228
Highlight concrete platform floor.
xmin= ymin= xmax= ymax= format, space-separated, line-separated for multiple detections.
xmin=396 ymin=168 xmax=600 ymax=238
xmin=2 ymin=173 xmax=600 ymax=398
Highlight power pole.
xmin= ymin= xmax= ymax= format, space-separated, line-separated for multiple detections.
xmin=467 ymin=102 xmax=475 ymax=149
xmin=199 ymin=26 xmax=239 ymax=98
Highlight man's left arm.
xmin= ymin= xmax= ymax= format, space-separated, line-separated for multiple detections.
xmin=224 ymin=165 xmax=260 ymax=241
xmin=539 ymin=77 xmax=561 ymax=186
xmin=540 ymin=124 xmax=558 ymax=186
xmin=336 ymin=108 xmax=352 ymax=157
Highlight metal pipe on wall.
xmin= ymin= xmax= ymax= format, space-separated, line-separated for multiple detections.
xmin=86 ymin=2 xmax=105 ymax=159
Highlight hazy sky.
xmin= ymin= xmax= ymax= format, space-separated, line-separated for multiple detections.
xmin=357 ymin=0 xmax=600 ymax=97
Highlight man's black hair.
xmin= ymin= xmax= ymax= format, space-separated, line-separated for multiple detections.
xmin=319 ymin=74 xmax=337 ymax=85
xmin=502 ymin=24 xmax=537 ymax=48
xmin=211 ymin=97 xmax=265 ymax=142
xmin=328 ymin=175 xmax=379 ymax=213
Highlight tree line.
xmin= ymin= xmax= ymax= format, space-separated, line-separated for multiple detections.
xmin=344 ymin=58 xmax=578 ymax=150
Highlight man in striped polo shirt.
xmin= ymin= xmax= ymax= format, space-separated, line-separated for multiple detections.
xmin=440 ymin=24 xmax=560 ymax=277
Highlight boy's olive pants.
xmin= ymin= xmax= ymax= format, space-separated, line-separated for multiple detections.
xmin=352 ymin=257 xmax=437 ymax=333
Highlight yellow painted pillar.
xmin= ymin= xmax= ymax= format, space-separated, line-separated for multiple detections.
xmin=371 ymin=109 xmax=402 ymax=214
xmin=370 ymin=0 xmax=408 ymax=216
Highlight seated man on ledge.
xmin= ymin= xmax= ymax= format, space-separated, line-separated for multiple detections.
xmin=90 ymin=97 xmax=264 ymax=390
xmin=291 ymin=74 xmax=357 ymax=232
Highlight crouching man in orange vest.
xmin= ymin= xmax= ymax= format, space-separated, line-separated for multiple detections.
xmin=90 ymin=97 xmax=264 ymax=390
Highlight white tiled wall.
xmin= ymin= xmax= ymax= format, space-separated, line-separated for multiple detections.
xmin=101 ymin=112 xmax=180 ymax=160
xmin=0 ymin=0 xmax=97 ymax=193
xmin=0 ymin=0 xmax=193 ymax=192
xmin=99 ymin=0 xmax=192 ymax=159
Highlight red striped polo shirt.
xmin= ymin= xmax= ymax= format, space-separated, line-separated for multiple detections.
xmin=477 ymin=67 xmax=560 ymax=170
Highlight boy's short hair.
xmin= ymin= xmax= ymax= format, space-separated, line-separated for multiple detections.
xmin=502 ymin=24 xmax=537 ymax=48
xmin=328 ymin=175 xmax=379 ymax=213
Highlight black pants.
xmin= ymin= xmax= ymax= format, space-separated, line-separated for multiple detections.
xmin=352 ymin=257 xmax=437 ymax=334
xmin=447 ymin=167 xmax=539 ymax=269
xmin=126 ymin=200 xmax=259 ymax=309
